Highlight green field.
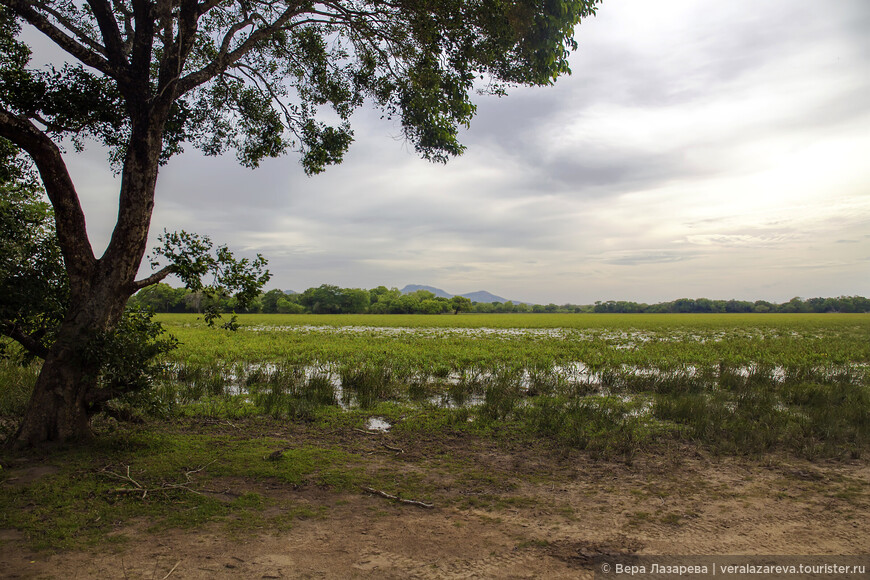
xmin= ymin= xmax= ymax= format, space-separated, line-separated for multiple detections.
xmin=158 ymin=312 xmax=870 ymax=368
xmin=143 ymin=313 xmax=870 ymax=458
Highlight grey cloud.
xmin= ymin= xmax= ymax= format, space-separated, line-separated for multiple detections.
xmin=600 ymin=250 xmax=703 ymax=267
xmin=454 ymin=0 xmax=870 ymax=198
xmin=17 ymin=0 xmax=870 ymax=304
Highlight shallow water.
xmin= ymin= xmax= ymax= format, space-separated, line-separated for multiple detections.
xmin=164 ymin=358 xmax=868 ymax=419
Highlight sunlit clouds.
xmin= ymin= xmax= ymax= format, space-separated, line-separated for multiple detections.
xmin=28 ymin=0 xmax=870 ymax=304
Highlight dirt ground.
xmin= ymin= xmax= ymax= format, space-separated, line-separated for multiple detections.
xmin=2 ymin=424 xmax=869 ymax=579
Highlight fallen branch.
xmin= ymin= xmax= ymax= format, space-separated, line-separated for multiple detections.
xmin=362 ymin=486 xmax=434 ymax=509
xmin=162 ymin=560 xmax=182 ymax=580
xmin=382 ymin=443 xmax=405 ymax=454
xmin=99 ymin=461 xmax=217 ymax=499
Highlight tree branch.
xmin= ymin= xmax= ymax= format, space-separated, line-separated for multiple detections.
xmin=34 ymin=1 xmax=109 ymax=57
xmin=86 ymin=0 xmax=129 ymax=70
xmin=197 ymin=0 xmax=228 ymax=17
xmin=132 ymin=266 xmax=173 ymax=291
xmin=127 ymin=0 xmax=155 ymax=98
xmin=0 ymin=108 xmax=96 ymax=281
xmin=0 ymin=321 xmax=50 ymax=359
xmin=153 ymin=0 xmax=200 ymax=106
xmin=3 ymin=0 xmax=123 ymax=80
xmin=112 ymin=0 xmax=135 ymax=56
xmin=176 ymin=1 xmax=307 ymax=95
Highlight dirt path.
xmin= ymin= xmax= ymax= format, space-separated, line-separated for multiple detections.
xmin=2 ymin=430 xmax=868 ymax=579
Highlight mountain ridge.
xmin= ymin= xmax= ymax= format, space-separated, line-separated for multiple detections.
xmin=399 ymin=284 xmax=523 ymax=304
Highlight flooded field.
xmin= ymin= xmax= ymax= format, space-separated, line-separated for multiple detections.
xmin=153 ymin=313 xmax=870 ymax=458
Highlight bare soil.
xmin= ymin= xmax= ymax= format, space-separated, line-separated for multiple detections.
xmin=2 ymin=421 xmax=868 ymax=579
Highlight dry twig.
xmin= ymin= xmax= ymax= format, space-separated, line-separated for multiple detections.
xmin=362 ymin=486 xmax=434 ymax=509
xmin=100 ymin=461 xmax=217 ymax=499
xmin=161 ymin=560 xmax=181 ymax=579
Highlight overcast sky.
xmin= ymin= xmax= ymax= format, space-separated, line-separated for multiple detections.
xmin=36 ymin=0 xmax=870 ymax=304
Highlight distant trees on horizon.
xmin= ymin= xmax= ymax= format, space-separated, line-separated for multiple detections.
xmin=128 ymin=283 xmax=870 ymax=315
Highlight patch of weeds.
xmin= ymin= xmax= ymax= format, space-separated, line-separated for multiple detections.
xmin=224 ymin=509 xmax=269 ymax=535
xmin=0 ymin=356 xmax=39 ymax=416
xmin=176 ymin=395 xmax=258 ymax=419
xmin=626 ymin=511 xmax=652 ymax=527
xmin=311 ymin=405 xmax=362 ymax=430
xmin=653 ymin=371 xmax=870 ymax=458
xmin=446 ymin=379 xmax=474 ymax=407
xmin=215 ymin=442 xmax=359 ymax=488
xmin=222 ymin=494 xmax=323 ymax=536
xmin=362 ymin=401 xmax=408 ymax=424
xmin=317 ymin=466 xmax=364 ymax=490
xmin=408 ymin=375 xmax=439 ymax=403
xmin=394 ymin=406 xmax=472 ymax=434
xmin=1 ymin=459 xmax=227 ymax=551
xmin=249 ymin=368 xmax=337 ymax=421
xmin=0 ymin=427 xmax=363 ymax=552
xmin=477 ymin=368 xmax=525 ymax=423
xmin=233 ymin=492 xmax=266 ymax=509
xmin=522 ymin=395 xmax=668 ymax=459
xmin=340 ymin=363 xmax=396 ymax=409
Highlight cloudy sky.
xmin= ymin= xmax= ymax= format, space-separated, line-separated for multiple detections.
xmin=37 ymin=0 xmax=870 ymax=304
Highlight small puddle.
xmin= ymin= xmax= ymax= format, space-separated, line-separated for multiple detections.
xmin=364 ymin=417 xmax=391 ymax=432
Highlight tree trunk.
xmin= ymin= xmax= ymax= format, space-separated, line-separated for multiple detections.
xmin=0 ymin=0 xmax=189 ymax=446
xmin=9 ymin=139 xmax=162 ymax=446
xmin=5 ymin=71 xmax=173 ymax=447
xmin=13 ymin=346 xmax=98 ymax=446
xmin=12 ymin=284 xmax=131 ymax=447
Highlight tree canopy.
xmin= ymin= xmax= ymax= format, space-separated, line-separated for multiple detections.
xmin=0 ymin=0 xmax=602 ymax=445
xmin=0 ymin=0 xmax=601 ymax=172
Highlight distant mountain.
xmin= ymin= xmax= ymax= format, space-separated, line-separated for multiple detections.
xmin=460 ymin=290 xmax=510 ymax=304
xmin=399 ymin=284 xmax=515 ymax=304
xmin=399 ymin=284 xmax=453 ymax=299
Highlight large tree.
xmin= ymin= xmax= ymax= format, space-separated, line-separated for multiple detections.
xmin=0 ymin=0 xmax=601 ymax=446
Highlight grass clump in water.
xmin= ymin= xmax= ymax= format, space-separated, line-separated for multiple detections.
xmin=247 ymin=365 xmax=337 ymax=420
xmin=339 ymin=363 xmax=396 ymax=408
xmin=522 ymin=394 xmax=666 ymax=459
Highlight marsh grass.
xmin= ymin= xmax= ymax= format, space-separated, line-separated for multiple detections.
xmin=136 ymin=343 xmax=870 ymax=459
xmin=246 ymin=365 xmax=338 ymax=420
xmin=653 ymin=369 xmax=870 ymax=458
xmin=478 ymin=367 xmax=525 ymax=422
xmin=0 ymin=357 xmax=39 ymax=416
xmin=339 ymin=363 xmax=396 ymax=408
xmin=2 ymin=315 xmax=868 ymax=460
xmin=523 ymin=394 xmax=667 ymax=458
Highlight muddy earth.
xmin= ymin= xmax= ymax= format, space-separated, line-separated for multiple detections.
xmin=1 ymin=420 xmax=868 ymax=579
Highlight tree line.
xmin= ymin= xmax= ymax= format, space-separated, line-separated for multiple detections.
xmin=128 ymin=283 xmax=870 ymax=315
xmin=590 ymin=296 xmax=870 ymax=314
